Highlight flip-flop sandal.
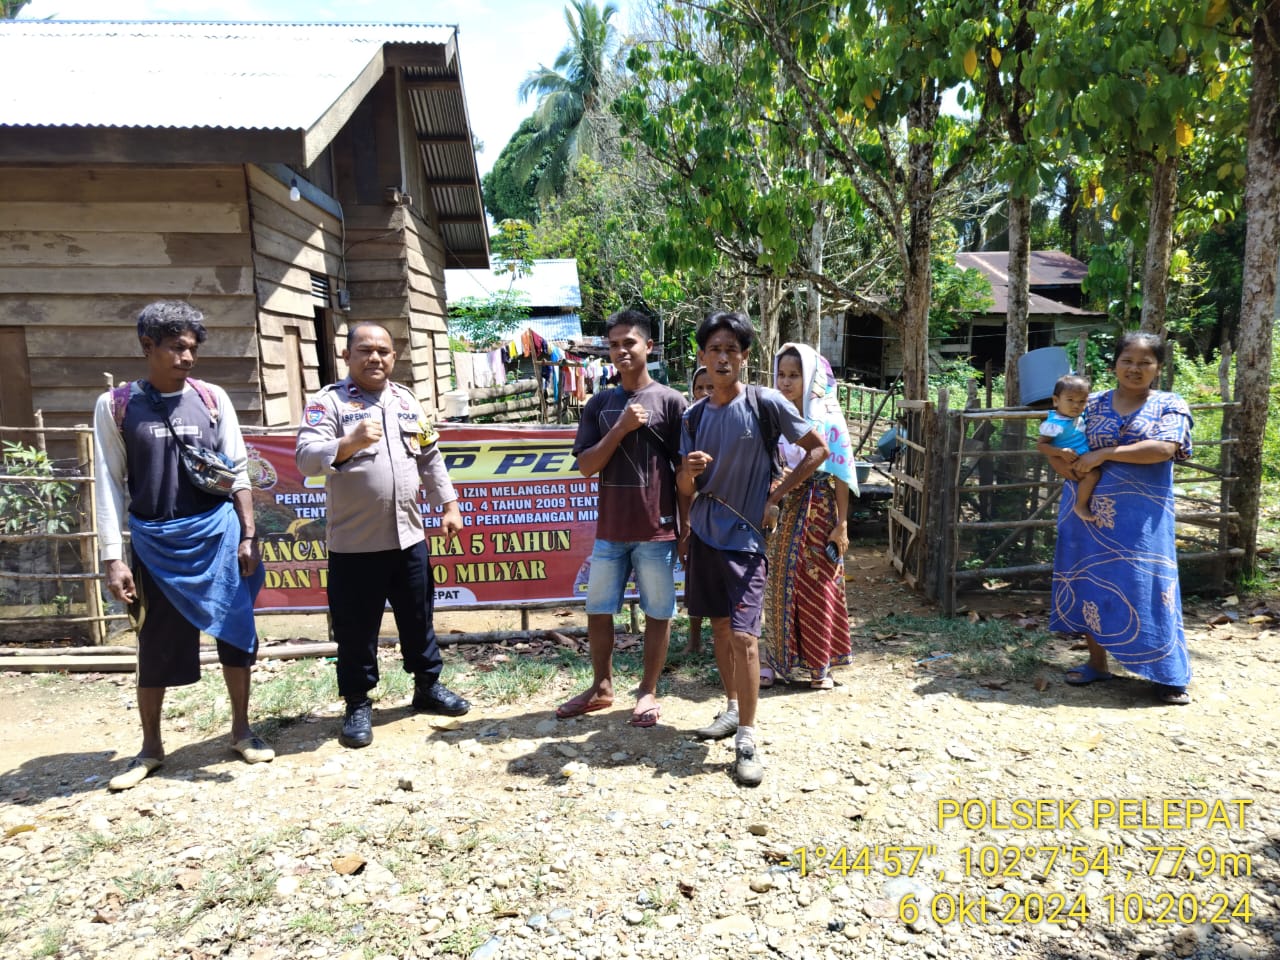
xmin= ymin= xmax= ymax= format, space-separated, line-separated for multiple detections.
xmin=555 ymin=693 xmax=613 ymax=719
xmin=759 ymin=668 xmax=775 ymax=689
xmin=232 ymin=736 xmax=276 ymax=764
xmin=1064 ymin=664 xmax=1112 ymax=686
xmin=627 ymin=706 xmax=661 ymax=728
xmin=108 ymin=755 xmax=163 ymax=792
xmin=1156 ymin=685 xmax=1191 ymax=705
xmin=810 ymin=676 xmax=834 ymax=690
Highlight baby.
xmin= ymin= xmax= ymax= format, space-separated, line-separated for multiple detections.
xmin=1037 ymin=374 xmax=1098 ymax=522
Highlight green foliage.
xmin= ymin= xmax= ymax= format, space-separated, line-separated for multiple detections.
xmin=481 ymin=117 xmax=555 ymax=223
xmin=527 ymin=155 xmax=707 ymax=334
xmin=0 ymin=442 xmax=76 ymax=536
xmin=491 ymin=218 xmax=536 ymax=280
xmin=447 ymin=292 xmax=531 ymax=351
xmin=0 ymin=1 xmax=32 ymax=18
xmin=512 ymin=0 xmax=620 ymax=199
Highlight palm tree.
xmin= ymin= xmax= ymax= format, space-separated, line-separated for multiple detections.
xmin=514 ymin=0 xmax=619 ymax=199
xmin=1 ymin=1 xmax=33 ymax=17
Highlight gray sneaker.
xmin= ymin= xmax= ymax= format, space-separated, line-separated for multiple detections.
xmin=694 ymin=710 xmax=738 ymax=740
xmin=734 ymin=742 xmax=764 ymax=786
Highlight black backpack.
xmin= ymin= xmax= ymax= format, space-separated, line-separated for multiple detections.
xmin=683 ymin=384 xmax=784 ymax=482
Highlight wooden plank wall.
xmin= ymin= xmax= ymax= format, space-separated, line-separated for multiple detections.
xmin=245 ymin=165 xmax=343 ymax=426
xmin=343 ymin=204 xmax=451 ymax=412
xmin=0 ymin=165 xmax=259 ymax=431
xmin=404 ymin=207 xmax=451 ymax=411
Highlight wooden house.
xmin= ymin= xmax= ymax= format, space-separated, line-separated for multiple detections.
xmin=0 ymin=21 xmax=488 ymax=437
xmin=833 ymin=250 xmax=1107 ymax=387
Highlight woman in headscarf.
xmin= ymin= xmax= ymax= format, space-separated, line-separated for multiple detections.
xmin=761 ymin=343 xmax=857 ymax=689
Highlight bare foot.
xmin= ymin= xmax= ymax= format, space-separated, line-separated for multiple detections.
xmin=1073 ymin=505 xmax=1096 ymax=523
xmin=629 ymin=692 xmax=661 ymax=727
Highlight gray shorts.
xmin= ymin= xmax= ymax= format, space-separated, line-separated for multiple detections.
xmin=684 ymin=534 xmax=766 ymax=636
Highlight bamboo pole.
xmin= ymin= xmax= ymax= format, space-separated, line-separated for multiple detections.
xmin=77 ymin=429 xmax=106 ymax=646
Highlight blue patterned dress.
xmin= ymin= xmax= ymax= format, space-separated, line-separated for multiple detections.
xmin=1050 ymin=390 xmax=1193 ymax=685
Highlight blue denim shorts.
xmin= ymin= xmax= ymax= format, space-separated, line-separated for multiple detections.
xmin=583 ymin=538 xmax=678 ymax=619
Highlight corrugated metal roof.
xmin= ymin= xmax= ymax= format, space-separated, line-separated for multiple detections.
xmin=956 ymin=250 xmax=1090 ymax=288
xmin=445 ymin=260 xmax=583 ymax=309
xmin=957 ymin=250 xmax=1105 ymax=319
xmin=0 ymin=20 xmax=456 ymax=130
xmin=0 ymin=20 xmax=489 ymax=268
xmin=497 ymin=313 xmax=584 ymax=344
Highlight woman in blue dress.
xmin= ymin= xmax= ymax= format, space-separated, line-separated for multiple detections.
xmin=1049 ymin=332 xmax=1194 ymax=704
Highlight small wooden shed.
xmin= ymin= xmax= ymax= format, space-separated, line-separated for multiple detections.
xmin=0 ymin=20 xmax=489 ymax=435
xmin=836 ymin=251 xmax=1107 ymax=386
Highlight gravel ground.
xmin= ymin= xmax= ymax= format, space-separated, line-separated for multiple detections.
xmin=2 ymin=552 xmax=1277 ymax=960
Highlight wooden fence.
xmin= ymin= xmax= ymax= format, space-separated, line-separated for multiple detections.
xmin=0 ymin=418 xmax=117 ymax=644
xmin=887 ymin=383 xmax=1241 ymax=615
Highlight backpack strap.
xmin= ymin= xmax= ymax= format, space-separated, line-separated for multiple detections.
xmin=110 ymin=381 xmax=136 ymax=432
xmin=185 ymin=377 xmax=221 ymax=423
xmin=113 ymin=378 xmax=221 ymax=432
xmin=745 ymin=385 xmax=784 ymax=481
xmin=683 ymin=396 xmax=707 ymax=447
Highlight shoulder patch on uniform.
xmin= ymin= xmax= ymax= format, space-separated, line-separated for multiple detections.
xmin=304 ymin=403 xmax=326 ymax=426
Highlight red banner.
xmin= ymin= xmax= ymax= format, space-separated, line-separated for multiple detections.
xmin=247 ymin=425 xmax=634 ymax=611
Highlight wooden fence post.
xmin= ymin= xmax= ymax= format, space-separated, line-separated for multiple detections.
xmin=77 ymin=429 xmax=107 ymax=646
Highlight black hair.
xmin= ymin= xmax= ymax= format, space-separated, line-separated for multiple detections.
xmin=605 ymin=308 xmax=652 ymax=342
xmin=136 ymin=301 xmax=207 ymax=346
xmin=695 ymin=310 xmax=755 ymax=351
xmin=346 ymin=321 xmax=392 ymax=349
xmin=1053 ymin=374 xmax=1091 ymax=396
xmin=1113 ymin=331 xmax=1166 ymax=366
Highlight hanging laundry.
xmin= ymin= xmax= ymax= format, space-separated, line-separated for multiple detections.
xmin=452 ymin=352 xmax=475 ymax=390
xmin=488 ymin=349 xmax=505 ymax=385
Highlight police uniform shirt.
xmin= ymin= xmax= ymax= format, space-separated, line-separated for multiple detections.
xmin=295 ymin=378 xmax=456 ymax=554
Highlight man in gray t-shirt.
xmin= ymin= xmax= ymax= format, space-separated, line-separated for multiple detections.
xmin=677 ymin=311 xmax=827 ymax=787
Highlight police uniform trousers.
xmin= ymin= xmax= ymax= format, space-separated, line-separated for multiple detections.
xmin=328 ymin=541 xmax=443 ymax=701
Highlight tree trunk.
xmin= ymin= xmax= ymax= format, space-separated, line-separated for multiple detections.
xmin=757 ymin=276 xmax=784 ymax=381
xmin=901 ymin=98 xmax=938 ymax=401
xmin=1233 ymin=0 xmax=1280 ymax=576
xmin=804 ymin=150 xmax=826 ymax=348
xmin=1004 ymin=192 xmax=1032 ymax=406
xmin=1140 ymin=155 xmax=1179 ymax=335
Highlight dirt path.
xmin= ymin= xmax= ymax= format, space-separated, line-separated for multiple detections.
xmin=1 ymin=545 xmax=1277 ymax=960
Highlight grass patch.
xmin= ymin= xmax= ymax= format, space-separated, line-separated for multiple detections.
xmin=868 ymin=612 xmax=1054 ymax=679
xmin=437 ymin=922 xmax=488 ymax=957
xmin=163 ymin=632 xmax=722 ymax=731
xmin=30 ymin=925 xmax=65 ymax=959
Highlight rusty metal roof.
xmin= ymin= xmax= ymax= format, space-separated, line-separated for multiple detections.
xmin=957 ymin=250 xmax=1104 ymax=319
xmin=956 ymin=250 xmax=1091 ymax=288
xmin=0 ymin=20 xmax=488 ymax=267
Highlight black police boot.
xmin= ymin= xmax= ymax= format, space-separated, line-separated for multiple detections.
xmin=339 ymin=699 xmax=373 ymax=748
xmin=412 ymin=678 xmax=471 ymax=716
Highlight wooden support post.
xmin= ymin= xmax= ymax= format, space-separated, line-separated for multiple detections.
xmin=76 ymin=430 xmax=106 ymax=646
xmin=629 ymin=601 xmax=639 ymax=634
xmin=1076 ymin=332 xmax=1087 ymax=375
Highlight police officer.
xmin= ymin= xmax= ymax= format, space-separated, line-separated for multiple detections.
xmin=296 ymin=321 xmax=470 ymax=748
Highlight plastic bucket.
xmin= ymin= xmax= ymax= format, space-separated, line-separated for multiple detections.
xmin=441 ymin=388 xmax=470 ymax=420
xmin=1017 ymin=347 xmax=1070 ymax=406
